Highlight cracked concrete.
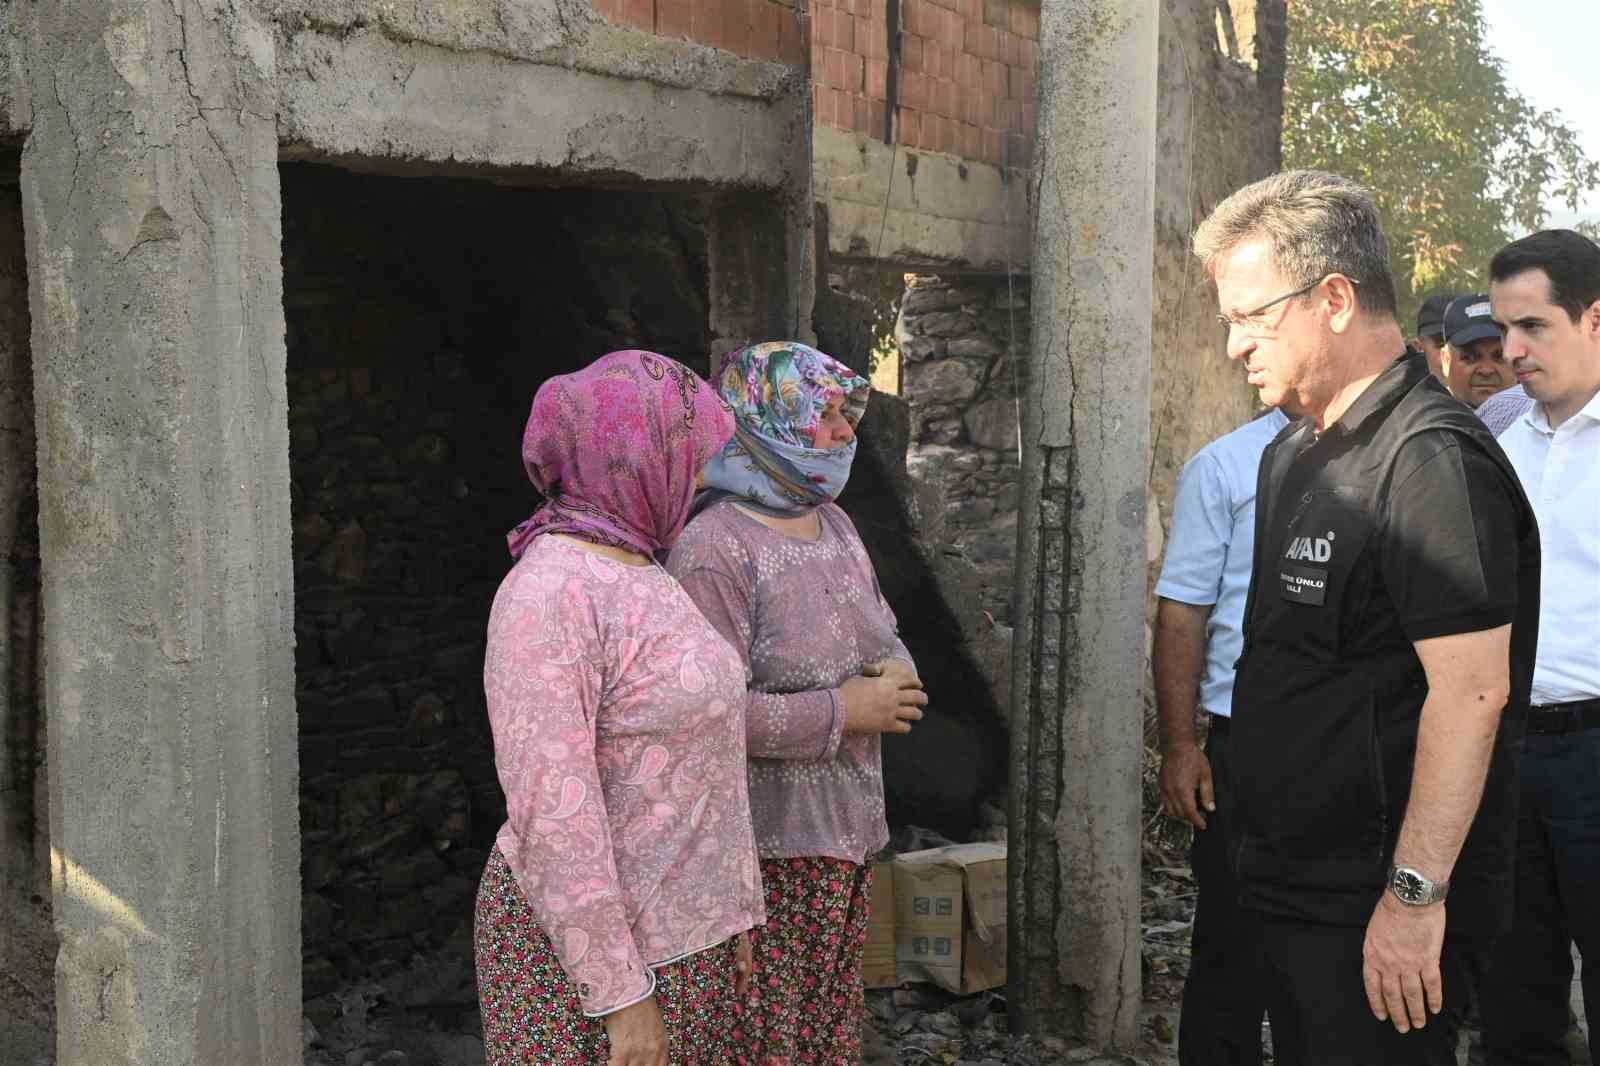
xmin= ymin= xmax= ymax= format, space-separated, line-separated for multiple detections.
xmin=276 ymin=26 xmax=800 ymax=186
xmin=257 ymin=0 xmax=795 ymax=99
xmin=813 ymin=125 xmax=1031 ymax=270
xmin=0 ymin=1 xmax=812 ymax=1060
xmin=1009 ymin=0 xmax=1159 ymax=1049
xmin=14 ymin=1 xmax=300 ymax=1063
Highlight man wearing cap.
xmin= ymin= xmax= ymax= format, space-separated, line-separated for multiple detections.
xmin=1441 ymin=294 xmax=1516 ymax=410
xmin=1416 ymin=293 xmax=1455 ymax=380
xmin=1477 ymin=229 xmax=1600 ymax=1066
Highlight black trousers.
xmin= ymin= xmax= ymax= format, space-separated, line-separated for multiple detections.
xmin=1248 ymin=916 xmax=1483 ymax=1066
xmin=1479 ymin=728 xmax=1600 ymax=1066
xmin=1179 ymin=719 xmax=1266 ymax=1066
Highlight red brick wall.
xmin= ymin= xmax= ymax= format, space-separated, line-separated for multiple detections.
xmin=811 ymin=0 xmax=1038 ymax=167
xmin=591 ymin=0 xmax=809 ymax=64
xmin=811 ymin=0 xmax=891 ymax=141
xmin=886 ymin=0 xmax=1037 ymax=166
xmin=592 ymin=0 xmax=1039 ymax=168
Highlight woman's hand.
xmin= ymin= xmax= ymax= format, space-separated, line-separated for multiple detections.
xmin=842 ymin=668 xmax=927 ymax=735
xmin=734 ymin=932 xmax=754 ymax=996
xmin=863 ymin=657 xmax=921 ymax=688
xmin=603 ymin=995 xmax=668 ymax=1066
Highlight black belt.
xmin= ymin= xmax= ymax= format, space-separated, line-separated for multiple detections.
xmin=1526 ymin=698 xmax=1600 ymax=735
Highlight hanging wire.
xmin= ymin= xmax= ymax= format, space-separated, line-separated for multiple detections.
xmin=796 ymin=0 xmax=816 ymax=337
xmin=872 ymin=0 xmax=902 ymax=263
xmin=871 ymin=145 xmax=900 ymax=263
xmin=1003 ymin=135 xmax=1023 ymax=465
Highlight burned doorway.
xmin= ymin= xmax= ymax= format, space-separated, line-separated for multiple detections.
xmin=283 ymin=162 xmax=712 ymax=1044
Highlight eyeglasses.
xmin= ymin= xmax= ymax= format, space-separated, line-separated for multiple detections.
xmin=1215 ymin=274 xmax=1359 ymax=330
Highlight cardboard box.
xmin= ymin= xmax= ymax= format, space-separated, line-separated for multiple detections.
xmin=862 ymin=861 xmax=898 ymax=988
xmin=892 ymin=849 xmax=964 ymax=990
xmin=890 ymin=842 xmax=1007 ymax=994
xmin=957 ymin=844 xmax=1007 ymax=993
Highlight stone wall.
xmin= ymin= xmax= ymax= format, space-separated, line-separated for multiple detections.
xmin=0 ymin=158 xmax=52 ymax=1064
xmin=898 ymin=274 xmax=1028 ymax=624
xmin=283 ymin=162 xmax=712 ymax=1026
xmin=812 ymin=257 xmax=1009 ymax=838
xmin=892 ymin=0 xmax=1285 ymax=629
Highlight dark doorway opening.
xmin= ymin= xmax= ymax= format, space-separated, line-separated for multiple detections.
xmin=282 ymin=162 xmax=712 ymax=1048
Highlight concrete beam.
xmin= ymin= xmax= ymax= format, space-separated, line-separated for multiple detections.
xmin=1009 ymin=0 xmax=1158 ymax=1051
xmin=256 ymin=0 xmax=797 ymax=102
xmin=17 ymin=1 xmax=300 ymax=1062
xmin=276 ymin=26 xmax=803 ymax=188
xmin=812 ymin=125 xmax=1030 ymax=271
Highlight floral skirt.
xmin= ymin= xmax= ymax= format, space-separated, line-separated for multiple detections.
xmin=475 ymin=846 xmax=742 ymax=1065
xmin=733 ymin=857 xmax=873 ymax=1066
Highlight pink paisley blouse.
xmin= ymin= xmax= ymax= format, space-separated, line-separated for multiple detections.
xmin=482 ymin=536 xmax=764 ymax=1017
xmin=667 ymin=502 xmax=913 ymax=865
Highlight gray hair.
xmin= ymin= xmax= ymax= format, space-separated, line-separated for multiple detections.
xmin=1192 ymin=170 xmax=1398 ymax=318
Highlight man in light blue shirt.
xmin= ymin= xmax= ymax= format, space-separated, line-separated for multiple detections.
xmin=1154 ymin=406 xmax=1289 ymax=1065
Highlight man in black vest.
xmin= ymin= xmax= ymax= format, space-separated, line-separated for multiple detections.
xmin=1190 ymin=170 xmax=1541 ymax=1066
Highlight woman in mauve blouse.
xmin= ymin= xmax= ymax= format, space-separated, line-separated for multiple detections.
xmin=667 ymin=342 xmax=928 ymax=1065
xmin=476 ymin=350 xmax=764 ymax=1066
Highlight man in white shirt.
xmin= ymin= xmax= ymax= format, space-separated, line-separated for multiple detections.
xmin=1154 ymin=406 xmax=1290 ymax=1065
xmin=1478 ymin=229 xmax=1600 ymax=1066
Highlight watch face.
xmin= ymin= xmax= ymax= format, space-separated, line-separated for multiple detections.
xmin=1394 ymin=869 xmax=1427 ymax=903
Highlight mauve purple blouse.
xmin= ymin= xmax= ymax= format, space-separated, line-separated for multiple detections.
xmin=667 ymin=501 xmax=913 ymax=865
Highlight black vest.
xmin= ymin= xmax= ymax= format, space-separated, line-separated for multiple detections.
xmin=1231 ymin=352 xmax=1540 ymax=935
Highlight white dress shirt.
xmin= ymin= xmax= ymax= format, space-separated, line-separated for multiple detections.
xmin=1496 ymin=387 xmax=1600 ymax=705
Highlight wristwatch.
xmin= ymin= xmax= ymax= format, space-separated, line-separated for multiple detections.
xmin=1388 ymin=865 xmax=1449 ymax=906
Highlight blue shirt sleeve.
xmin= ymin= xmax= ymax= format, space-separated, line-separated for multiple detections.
xmin=1156 ymin=449 xmax=1234 ymax=607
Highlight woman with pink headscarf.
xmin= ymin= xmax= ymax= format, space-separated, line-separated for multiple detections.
xmin=667 ymin=342 xmax=927 ymax=1065
xmin=476 ymin=351 xmax=763 ymax=1066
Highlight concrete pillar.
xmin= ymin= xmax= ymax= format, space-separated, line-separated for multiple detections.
xmin=1007 ymin=0 xmax=1158 ymax=1050
xmin=706 ymin=80 xmax=814 ymax=372
xmin=706 ymin=187 xmax=815 ymax=370
xmin=16 ymin=2 xmax=300 ymax=1062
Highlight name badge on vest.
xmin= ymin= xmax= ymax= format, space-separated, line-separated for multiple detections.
xmin=1279 ymin=561 xmax=1328 ymax=606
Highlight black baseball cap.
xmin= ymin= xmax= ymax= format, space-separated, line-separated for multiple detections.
xmin=1416 ymin=294 xmax=1454 ymax=340
xmin=1443 ymin=293 xmax=1502 ymax=348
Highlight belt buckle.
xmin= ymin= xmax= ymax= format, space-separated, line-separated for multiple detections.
xmin=1539 ymin=706 xmax=1581 ymax=734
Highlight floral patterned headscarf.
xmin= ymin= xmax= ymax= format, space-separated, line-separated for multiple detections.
xmin=697 ymin=341 xmax=870 ymax=516
xmin=507 ymin=350 xmax=734 ymax=561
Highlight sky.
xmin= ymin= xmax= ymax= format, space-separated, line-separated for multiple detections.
xmin=1478 ymin=0 xmax=1600 ymax=231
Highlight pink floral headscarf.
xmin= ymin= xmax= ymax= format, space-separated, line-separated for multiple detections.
xmin=507 ymin=351 xmax=734 ymax=561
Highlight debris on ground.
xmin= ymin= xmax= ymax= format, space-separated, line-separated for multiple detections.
xmin=861 ymin=984 xmax=1179 ymax=1066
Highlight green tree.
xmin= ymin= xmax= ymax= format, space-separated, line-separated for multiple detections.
xmin=1283 ymin=0 xmax=1599 ymax=326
